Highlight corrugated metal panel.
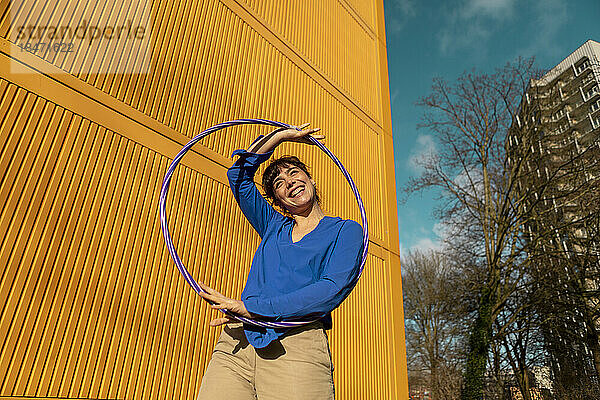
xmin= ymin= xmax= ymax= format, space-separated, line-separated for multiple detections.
xmin=238 ymin=0 xmax=381 ymax=121
xmin=339 ymin=0 xmax=376 ymax=32
xmin=1 ymin=0 xmax=387 ymax=242
xmin=1 ymin=1 xmax=381 ymax=139
xmin=0 ymin=0 xmax=407 ymax=398
xmin=0 ymin=84 xmax=260 ymax=399
xmin=330 ymin=253 xmax=394 ymax=399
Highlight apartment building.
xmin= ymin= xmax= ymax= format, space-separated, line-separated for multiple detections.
xmin=509 ymin=39 xmax=600 ymax=395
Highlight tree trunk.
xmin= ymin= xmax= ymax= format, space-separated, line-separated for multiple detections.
xmin=431 ymin=357 xmax=439 ymax=400
xmin=515 ymin=368 xmax=532 ymax=400
xmin=462 ymin=287 xmax=494 ymax=400
xmin=586 ymin=318 xmax=600 ymax=383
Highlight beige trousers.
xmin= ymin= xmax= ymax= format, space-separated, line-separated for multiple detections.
xmin=197 ymin=322 xmax=335 ymax=400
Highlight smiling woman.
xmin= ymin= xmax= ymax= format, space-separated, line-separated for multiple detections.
xmin=196 ymin=124 xmax=364 ymax=400
xmin=262 ymin=156 xmax=321 ymax=215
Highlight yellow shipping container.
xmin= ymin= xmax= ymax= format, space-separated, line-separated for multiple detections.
xmin=0 ymin=0 xmax=407 ymax=398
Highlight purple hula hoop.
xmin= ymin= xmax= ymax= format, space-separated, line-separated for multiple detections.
xmin=159 ymin=118 xmax=369 ymax=328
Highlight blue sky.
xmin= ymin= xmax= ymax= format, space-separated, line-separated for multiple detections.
xmin=383 ymin=0 xmax=600 ymax=256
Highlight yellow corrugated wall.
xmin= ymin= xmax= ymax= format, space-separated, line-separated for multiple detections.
xmin=0 ymin=0 xmax=408 ymax=398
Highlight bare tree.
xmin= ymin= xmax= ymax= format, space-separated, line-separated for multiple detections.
xmin=513 ymin=64 xmax=600 ymax=397
xmin=403 ymin=250 xmax=465 ymax=400
xmin=406 ymin=57 xmax=600 ymax=400
xmin=407 ymin=59 xmax=542 ymax=400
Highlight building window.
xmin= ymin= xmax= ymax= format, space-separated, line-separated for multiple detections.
xmin=584 ymin=85 xmax=598 ymax=101
xmin=576 ymin=59 xmax=591 ymax=75
xmin=554 ymin=108 xmax=565 ymax=121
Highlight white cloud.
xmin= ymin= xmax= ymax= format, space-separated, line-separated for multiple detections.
xmin=432 ymin=221 xmax=449 ymax=240
xmin=453 ymin=166 xmax=484 ymax=198
xmin=462 ymin=0 xmax=516 ymax=19
xmin=410 ymin=237 xmax=443 ymax=253
xmin=518 ymin=0 xmax=567 ymax=59
xmin=438 ymin=0 xmax=517 ymax=55
xmin=407 ymin=134 xmax=437 ymax=172
xmin=400 ymin=222 xmax=447 ymax=256
xmin=385 ymin=0 xmax=417 ymax=35
xmin=396 ymin=0 xmax=416 ymax=17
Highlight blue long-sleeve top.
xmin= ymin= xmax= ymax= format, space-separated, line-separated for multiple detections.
xmin=227 ymin=148 xmax=364 ymax=348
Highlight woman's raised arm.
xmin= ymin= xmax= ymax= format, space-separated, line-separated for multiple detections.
xmin=247 ymin=123 xmax=323 ymax=154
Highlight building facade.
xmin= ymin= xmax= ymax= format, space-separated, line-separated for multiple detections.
xmin=510 ymin=40 xmax=600 ymax=395
xmin=0 ymin=0 xmax=408 ymax=399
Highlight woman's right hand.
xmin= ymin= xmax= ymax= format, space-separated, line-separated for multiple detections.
xmin=247 ymin=123 xmax=324 ymax=154
xmin=273 ymin=122 xmax=324 ymax=145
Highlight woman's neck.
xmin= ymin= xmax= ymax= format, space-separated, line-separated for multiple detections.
xmin=292 ymin=203 xmax=325 ymax=230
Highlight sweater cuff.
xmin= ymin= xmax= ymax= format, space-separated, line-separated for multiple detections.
xmin=243 ymin=297 xmax=278 ymax=318
xmin=231 ymin=148 xmax=274 ymax=165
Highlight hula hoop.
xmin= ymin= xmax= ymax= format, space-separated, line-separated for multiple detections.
xmin=159 ymin=119 xmax=369 ymax=328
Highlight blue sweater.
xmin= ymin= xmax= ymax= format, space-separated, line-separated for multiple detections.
xmin=227 ymin=148 xmax=364 ymax=348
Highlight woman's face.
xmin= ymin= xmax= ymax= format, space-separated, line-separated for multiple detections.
xmin=273 ymin=164 xmax=316 ymax=215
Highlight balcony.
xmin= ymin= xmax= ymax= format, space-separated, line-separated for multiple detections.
xmin=575 ymin=59 xmax=592 ymax=76
xmin=591 ymin=115 xmax=600 ymax=130
xmin=582 ymin=85 xmax=599 ymax=102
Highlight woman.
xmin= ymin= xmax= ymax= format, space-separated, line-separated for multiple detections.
xmin=197 ymin=123 xmax=364 ymax=400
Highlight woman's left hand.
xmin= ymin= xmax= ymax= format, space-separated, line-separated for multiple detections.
xmin=198 ymin=282 xmax=253 ymax=326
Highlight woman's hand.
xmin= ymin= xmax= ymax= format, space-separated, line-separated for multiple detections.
xmin=198 ymin=282 xmax=252 ymax=327
xmin=274 ymin=122 xmax=324 ymax=145
xmin=247 ymin=122 xmax=324 ymax=154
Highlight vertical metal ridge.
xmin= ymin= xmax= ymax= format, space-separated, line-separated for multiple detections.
xmin=101 ymin=0 xmax=144 ymax=92
xmin=179 ymin=171 xmax=206 ymax=399
xmin=178 ymin=1 xmax=209 ymax=139
xmin=169 ymin=0 xmax=202 ymax=133
xmin=17 ymin=110 xmax=78 ymax=396
xmin=103 ymin=146 xmax=153 ymax=396
xmin=155 ymin=0 xmax=186 ymax=127
xmin=168 ymin=167 xmax=200 ymax=400
xmin=113 ymin=150 xmax=160 ymax=398
xmin=0 ymin=94 xmax=42 ymax=229
xmin=94 ymin=143 xmax=147 ymax=399
xmin=53 ymin=0 xmax=92 ymax=72
xmin=140 ymin=163 xmax=180 ymax=398
xmin=29 ymin=116 xmax=94 ymax=397
xmin=164 ymin=167 xmax=197 ymax=399
xmin=161 ymin=166 xmax=195 ymax=399
xmin=148 ymin=0 xmax=182 ymax=124
xmin=45 ymin=121 xmax=105 ymax=398
xmin=162 ymin=1 xmax=197 ymax=131
xmin=0 ymin=0 xmax=11 ymax=38
xmin=67 ymin=133 xmax=126 ymax=398
xmin=193 ymin=177 xmax=217 ymax=393
xmin=137 ymin=0 xmax=169 ymax=119
xmin=10 ymin=106 xmax=69 ymax=396
xmin=233 ymin=0 xmax=380 ymax=122
xmin=0 ymin=83 xmax=22 ymax=155
xmin=176 ymin=173 xmax=204 ymax=400
xmin=0 ymin=95 xmax=47 ymax=364
xmin=128 ymin=156 xmax=170 ymax=399
xmin=47 ymin=125 xmax=114 ymax=398
xmin=0 ymin=100 xmax=59 ymax=395
xmin=66 ymin=135 xmax=129 ymax=397
xmin=153 ymin=164 xmax=191 ymax=398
